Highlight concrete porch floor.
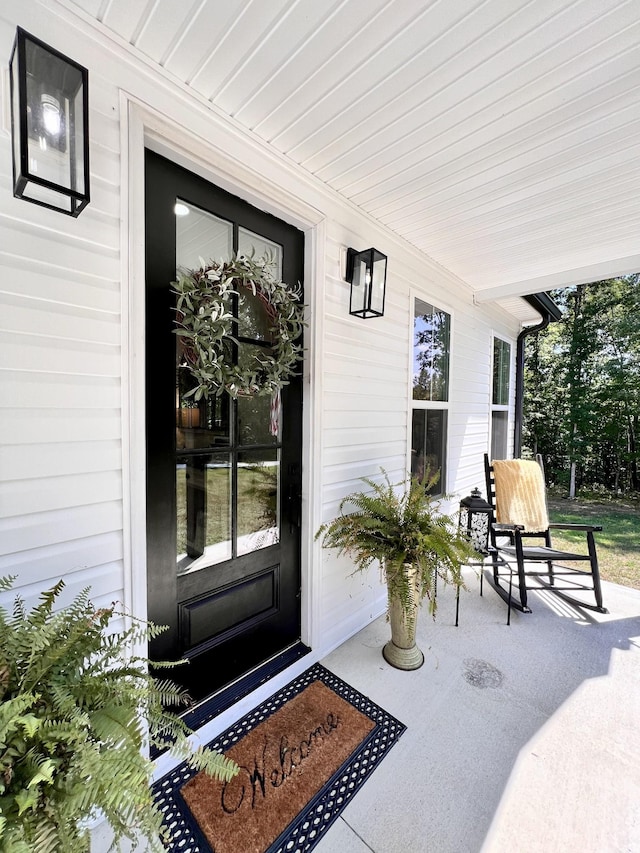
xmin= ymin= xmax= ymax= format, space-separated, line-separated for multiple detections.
xmin=314 ymin=568 xmax=640 ymax=853
xmin=95 ymin=568 xmax=640 ymax=852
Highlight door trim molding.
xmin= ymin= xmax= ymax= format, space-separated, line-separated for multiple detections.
xmin=120 ymin=93 xmax=326 ymax=656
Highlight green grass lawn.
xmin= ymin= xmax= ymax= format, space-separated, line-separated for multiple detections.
xmin=547 ymin=495 xmax=640 ymax=590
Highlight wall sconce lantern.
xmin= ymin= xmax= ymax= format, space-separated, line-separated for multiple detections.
xmin=9 ymin=28 xmax=90 ymax=217
xmin=345 ymin=247 xmax=387 ymax=318
xmin=458 ymin=488 xmax=493 ymax=556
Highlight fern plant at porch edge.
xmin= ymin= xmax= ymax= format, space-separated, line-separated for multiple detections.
xmin=0 ymin=579 xmax=237 ymax=853
xmin=316 ymin=472 xmax=474 ymax=626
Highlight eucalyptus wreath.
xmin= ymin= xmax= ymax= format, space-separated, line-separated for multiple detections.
xmin=172 ymin=254 xmax=305 ymax=401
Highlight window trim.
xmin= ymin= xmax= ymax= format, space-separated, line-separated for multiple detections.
xmin=408 ymin=291 xmax=454 ymax=496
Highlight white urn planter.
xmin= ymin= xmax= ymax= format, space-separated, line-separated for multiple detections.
xmin=382 ymin=564 xmax=425 ymax=670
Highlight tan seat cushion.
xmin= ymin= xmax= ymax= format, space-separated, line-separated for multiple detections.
xmin=492 ymin=459 xmax=549 ymax=533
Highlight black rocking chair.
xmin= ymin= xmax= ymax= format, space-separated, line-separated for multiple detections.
xmin=484 ymin=454 xmax=607 ymax=614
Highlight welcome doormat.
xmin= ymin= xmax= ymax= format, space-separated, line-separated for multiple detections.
xmin=153 ymin=663 xmax=406 ymax=853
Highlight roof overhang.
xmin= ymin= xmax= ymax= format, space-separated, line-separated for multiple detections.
xmin=41 ymin=0 xmax=640 ymax=311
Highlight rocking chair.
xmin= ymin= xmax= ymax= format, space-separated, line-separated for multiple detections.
xmin=484 ymin=454 xmax=607 ymax=614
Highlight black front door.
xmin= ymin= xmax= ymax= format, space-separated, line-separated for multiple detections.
xmin=145 ymin=151 xmax=304 ymax=701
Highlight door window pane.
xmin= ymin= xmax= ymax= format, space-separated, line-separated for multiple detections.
xmin=238 ymin=393 xmax=279 ymax=445
xmin=237 ymin=228 xmax=283 ymax=340
xmin=411 ymin=409 xmax=447 ymax=495
xmin=237 ymin=450 xmax=280 ymax=556
xmin=176 ymin=201 xmax=232 ymax=269
xmin=238 ymin=227 xmax=282 ymax=274
xmin=176 ymin=453 xmax=232 ymax=573
xmin=176 ymin=366 xmax=231 ymax=450
xmin=237 ymin=287 xmax=273 ymax=341
xmin=238 ymin=341 xmax=274 ymax=390
xmin=174 ymin=218 xmax=285 ymax=572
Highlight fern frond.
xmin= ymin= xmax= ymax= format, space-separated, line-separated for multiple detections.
xmin=0 ymin=580 xmax=238 ymax=852
xmin=317 ymin=468 xmax=475 ymax=620
xmin=182 ymin=745 xmax=239 ymax=782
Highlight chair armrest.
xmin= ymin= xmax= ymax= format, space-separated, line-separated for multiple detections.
xmin=548 ymin=523 xmax=603 ymax=532
xmin=491 ymin=523 xmax=524 ymax=532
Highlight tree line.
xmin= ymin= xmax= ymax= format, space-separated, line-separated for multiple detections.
xmin=523 ymin=274 xmax=640 ymax=497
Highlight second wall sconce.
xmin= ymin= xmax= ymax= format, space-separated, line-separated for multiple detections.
xmin=345 ymin=247 xmax=387 ymax=319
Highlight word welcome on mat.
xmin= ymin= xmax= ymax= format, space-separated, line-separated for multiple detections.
xmin=153 ymin=663 xmax=406 ymax=853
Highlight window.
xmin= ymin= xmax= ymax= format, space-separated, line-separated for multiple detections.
xmin=410 ymin=298 xmax=450 ymax=495
xmin=491 ymin=336 xmax=511 ymax=460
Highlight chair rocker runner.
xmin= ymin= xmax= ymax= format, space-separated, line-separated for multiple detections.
xmin=484 ymin=454 xmax=607 ymax=614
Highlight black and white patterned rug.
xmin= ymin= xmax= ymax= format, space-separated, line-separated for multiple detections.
xmin=153 ymin=663 xmax=406 ymax=853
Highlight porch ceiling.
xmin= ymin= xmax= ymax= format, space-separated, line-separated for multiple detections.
xmin=68 ymin=0 xmax=640 ymax=301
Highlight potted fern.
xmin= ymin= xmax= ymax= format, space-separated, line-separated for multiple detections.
xmin=316 ymin=472 xmax=474 ymax=670
xmin=0 ymin=578 xmax=237 ymax=853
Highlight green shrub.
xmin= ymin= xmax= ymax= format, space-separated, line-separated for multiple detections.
xmin=0 ymin=578 xmax=237 ymax=852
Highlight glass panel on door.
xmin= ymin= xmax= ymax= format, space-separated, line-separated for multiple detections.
xmin=238 ymin=227 xmax=282 ymax=270
xmin=176 ymin=367 xmax=231 ymax=450
xmin=237 ymin=393 xmax=279 ymax=445
xmin=237 ymin=449 xmax=280 ymax=556
xmin=176 ymin=452 xmax=232 ymax=574
xmin=176 ymin=201 xmax=232 ymax=269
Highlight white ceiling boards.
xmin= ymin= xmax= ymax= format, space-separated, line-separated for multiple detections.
xmin=70 ymin=0 xmax=640 ymax=297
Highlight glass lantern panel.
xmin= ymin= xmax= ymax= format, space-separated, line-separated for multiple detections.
xmin=24 ymin=38 xmax=84 ymax=193
xmin=370 ymin=255 xmax=386 ymax=314
xmin=10 ymin=48 xmax=21 ymax=190
xmin=470 ymin=513 xmax=490 ymax=554
xmin=349 ymin=258 xmax=368 ymax=315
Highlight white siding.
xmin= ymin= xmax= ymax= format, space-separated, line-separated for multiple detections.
xmin=0 ymin=8 xmax=122 ymax=611
xmin=0 ymin=2 xmax=523 ymax=655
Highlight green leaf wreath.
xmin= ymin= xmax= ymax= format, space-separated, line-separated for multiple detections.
xmin=0 ymin=578 xmax=238 ymax=853
xmin=172 ymin=254 xmax=305 ymax=401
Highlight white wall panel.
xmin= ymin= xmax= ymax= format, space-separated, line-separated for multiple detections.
xmin=0 ymin=335 xmax=120 ymax=377
xmin=0 ymin=372 xmax=120 ymax=409
xmin=0 ymin=262 xmax=120 ymax=312
xmin=0 ymin=470 xmax=122 ymax=517
xmin=0 ymin=502 xmax=123 ymax=555
xmin=0 ymin=440 xmax=121 ymax=479
xmin=0 ymin=8 xmax=124 ymax=608
xmin=0 ymin=532 xmax=123 ymax=586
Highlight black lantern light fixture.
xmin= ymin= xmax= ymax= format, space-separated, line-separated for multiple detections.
xmin=458 ymin=487 xmax=493 ymax=557
xmin=9 ymin=28 xmax=90 ymax=217
xmin=345 ymin=247 xmax=387 ymax=318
